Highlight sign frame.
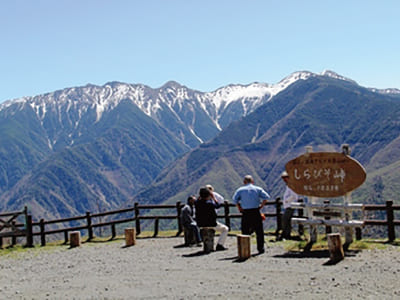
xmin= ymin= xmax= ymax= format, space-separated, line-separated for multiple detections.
xmin=285 ymin=151 xmax=366 ymax=198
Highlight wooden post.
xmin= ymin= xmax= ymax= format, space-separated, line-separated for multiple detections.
xmin=297 ymin=198 xmax=304 ymax=236
xmin=386 ymin=200 xmax=395 ymax=242
xmin=25 ymin=215 xmax=33 ymax=247
xmin=134 ymin=202 xmax=141 ymax=235
xmin=69 ymin=231 xmax=81 ymax=247
xmin=64 ymin=231 xmax=69 ymax=244
xmin=355 ymin=227 xmax=362 ymax=240
xmin=310 ymin=225 xmax=318 ymax=243
xmin=183 ymin=227 xmax=196 ymax=246
xmin=176 ymin=201 xmax=182 ymax=236
xmin=309 ymin=197 xmax=317 ymax=243
xmin=224 ymin=201 xmax=231 ymax=230
xmin=111 ymin=224 xmax=116 ymax=240
xmin=40 ymin=219 xmax=46 ymax=246
xmin=276 ymin=197 xmax=282 ymax=236
xmin=11 ymin=221 xmax=16 ymax=246
xmin=237 ymin=234 xmax=251 ymax=260
xmin=200 ymin=227 xmax=215 ymax=253
xmin=125 ymin=228 xmax=136 ymax=246
xmin=324 ymin=199 xmax=332 ymax=234
xmin=344 ymin=193 xmax=353 ymax=246
xmin=327 ymin=233 xmax=344 ymax=262
xmin=86 ymin=212 xmax=93 ymax=241
xmin=153 ymin=218 xmax=159 ymax=237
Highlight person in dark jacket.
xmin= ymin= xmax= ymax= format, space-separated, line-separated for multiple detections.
xmin=195 ymin=187 xmax=227 ymax=251
xmin=181 ymin=195 xmax=202 ymax=246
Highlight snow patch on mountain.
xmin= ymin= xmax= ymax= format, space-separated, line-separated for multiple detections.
xmin=205 ymin=72 xmax=316 ymax=116
xmin=370 ymin=88 xmax=400 ymax=94
xmin=2 ymin=70 xmax=396 ymax=136
xmin=321 ymin=70 xmax=358 ymax=84
xmin=207 ymin=82 xmax=271 ymax=110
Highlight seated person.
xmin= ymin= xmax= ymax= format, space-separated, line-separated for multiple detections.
xmin=195 ymin=187 xmax=228 ymax=251
xmin=180 ymin=195 xmax=202 ymax=246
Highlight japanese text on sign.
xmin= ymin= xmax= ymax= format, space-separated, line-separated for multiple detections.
xmin=294 ymin=168 xmax=346 ymax=182
xmin=285 ymin=152 xmax=366 ymax=197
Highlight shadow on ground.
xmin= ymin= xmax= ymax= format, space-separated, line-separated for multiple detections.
xmin=273 ymin=248 xmax=360 ymax=265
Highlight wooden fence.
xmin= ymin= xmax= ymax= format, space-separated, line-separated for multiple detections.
xmin=363 ymin=200 xmax=400 ymax=242
xmin=0 ymin=206 xmax=33 ymax=248
xmin=0 ymin=199 xmax=399 ymax=248
xmin=0 ymin=199 xmax=281 ymax=247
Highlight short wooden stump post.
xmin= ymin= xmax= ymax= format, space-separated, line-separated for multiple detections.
xmin=183 ymin=227 xmax=196 ymax=246
xmin=69 ymin=231 xmax=81 ymax=248
xmin=125 ymin=228 xmax=136 ymax=247
xmin=327 ymin=233 xmax=344 ymax=262
xmin=237 ymin=234 xmax=251 ymax=260
xmin=200 ymin=227 xmax=215 ymax=253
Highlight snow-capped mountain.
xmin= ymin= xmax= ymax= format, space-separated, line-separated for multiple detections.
xmin=2 ymin=69 xmax=400 ymax=220
xmin=0 ymin=70 xmax=367 ymax=148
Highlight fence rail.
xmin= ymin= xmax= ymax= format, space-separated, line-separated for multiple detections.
xmin=0 ymin=206 xmax=33 ymax=248
xmin=0 ymin=199 xmax=399 ymax=248
xmin=0 ymin=199 xmax=281 ymax=247
xmin=363 ymin=200 xmax=400 ymax=242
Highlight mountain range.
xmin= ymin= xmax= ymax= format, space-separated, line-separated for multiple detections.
xmin=0 ymin=70 xmax=399 ymax=220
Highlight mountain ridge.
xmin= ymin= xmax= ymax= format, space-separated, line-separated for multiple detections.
xmin=5 ymin=70 xmax=393 ymax=131
xmin=130 ymin=74 xmax=400 ymax=209
xmin=1 ymin=70 xmax=399 ymax=220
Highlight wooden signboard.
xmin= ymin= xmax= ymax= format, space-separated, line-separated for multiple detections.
xmin=285 ymin=152 xmax=366 ymax=197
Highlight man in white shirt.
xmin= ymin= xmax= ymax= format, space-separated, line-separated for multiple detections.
xmin=280 ymin=171 xmax=298 ymax=240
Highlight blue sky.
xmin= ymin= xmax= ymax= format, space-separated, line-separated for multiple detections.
xmin=1 ymin=0 xmax=399 ymax=102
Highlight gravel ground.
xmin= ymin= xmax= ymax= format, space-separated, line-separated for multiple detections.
xmin=0 ymin=235 xmax=399 ymax=299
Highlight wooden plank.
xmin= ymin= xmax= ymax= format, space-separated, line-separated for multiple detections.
xmin=323 ymin=220 xmax=363 ymax=227
xmin=292 ymin=203 xmax=363 ymax=210
xmin=291 ymin=217 xmax=363 ymax=227
xmin=291 ymin=217 xmax=323 ymax=225
xmin=313 ymin=210 xmax=343 ymax=217
xmin=0 ymin=230 xmax=27 ymax=238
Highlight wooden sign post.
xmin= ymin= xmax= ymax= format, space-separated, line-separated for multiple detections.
xmin=285 ymin=145 xmax=366 ymax=248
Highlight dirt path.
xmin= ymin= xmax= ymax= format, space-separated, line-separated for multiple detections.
xmin=0 ymin=236 xmax=399 ymax=299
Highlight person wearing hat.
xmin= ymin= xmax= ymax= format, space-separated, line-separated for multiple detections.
xmin=232 ymin=175 xmax=270 ymax=254
xmin=280 ymin=171 xmax=299 ymax=240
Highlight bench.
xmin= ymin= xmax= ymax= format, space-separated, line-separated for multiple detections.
xmin=290 ymin=202 xmax=364 ymax=247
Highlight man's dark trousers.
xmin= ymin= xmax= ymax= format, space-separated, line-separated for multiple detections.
xmin=241 ymin=208 xmax=265 ymax=252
